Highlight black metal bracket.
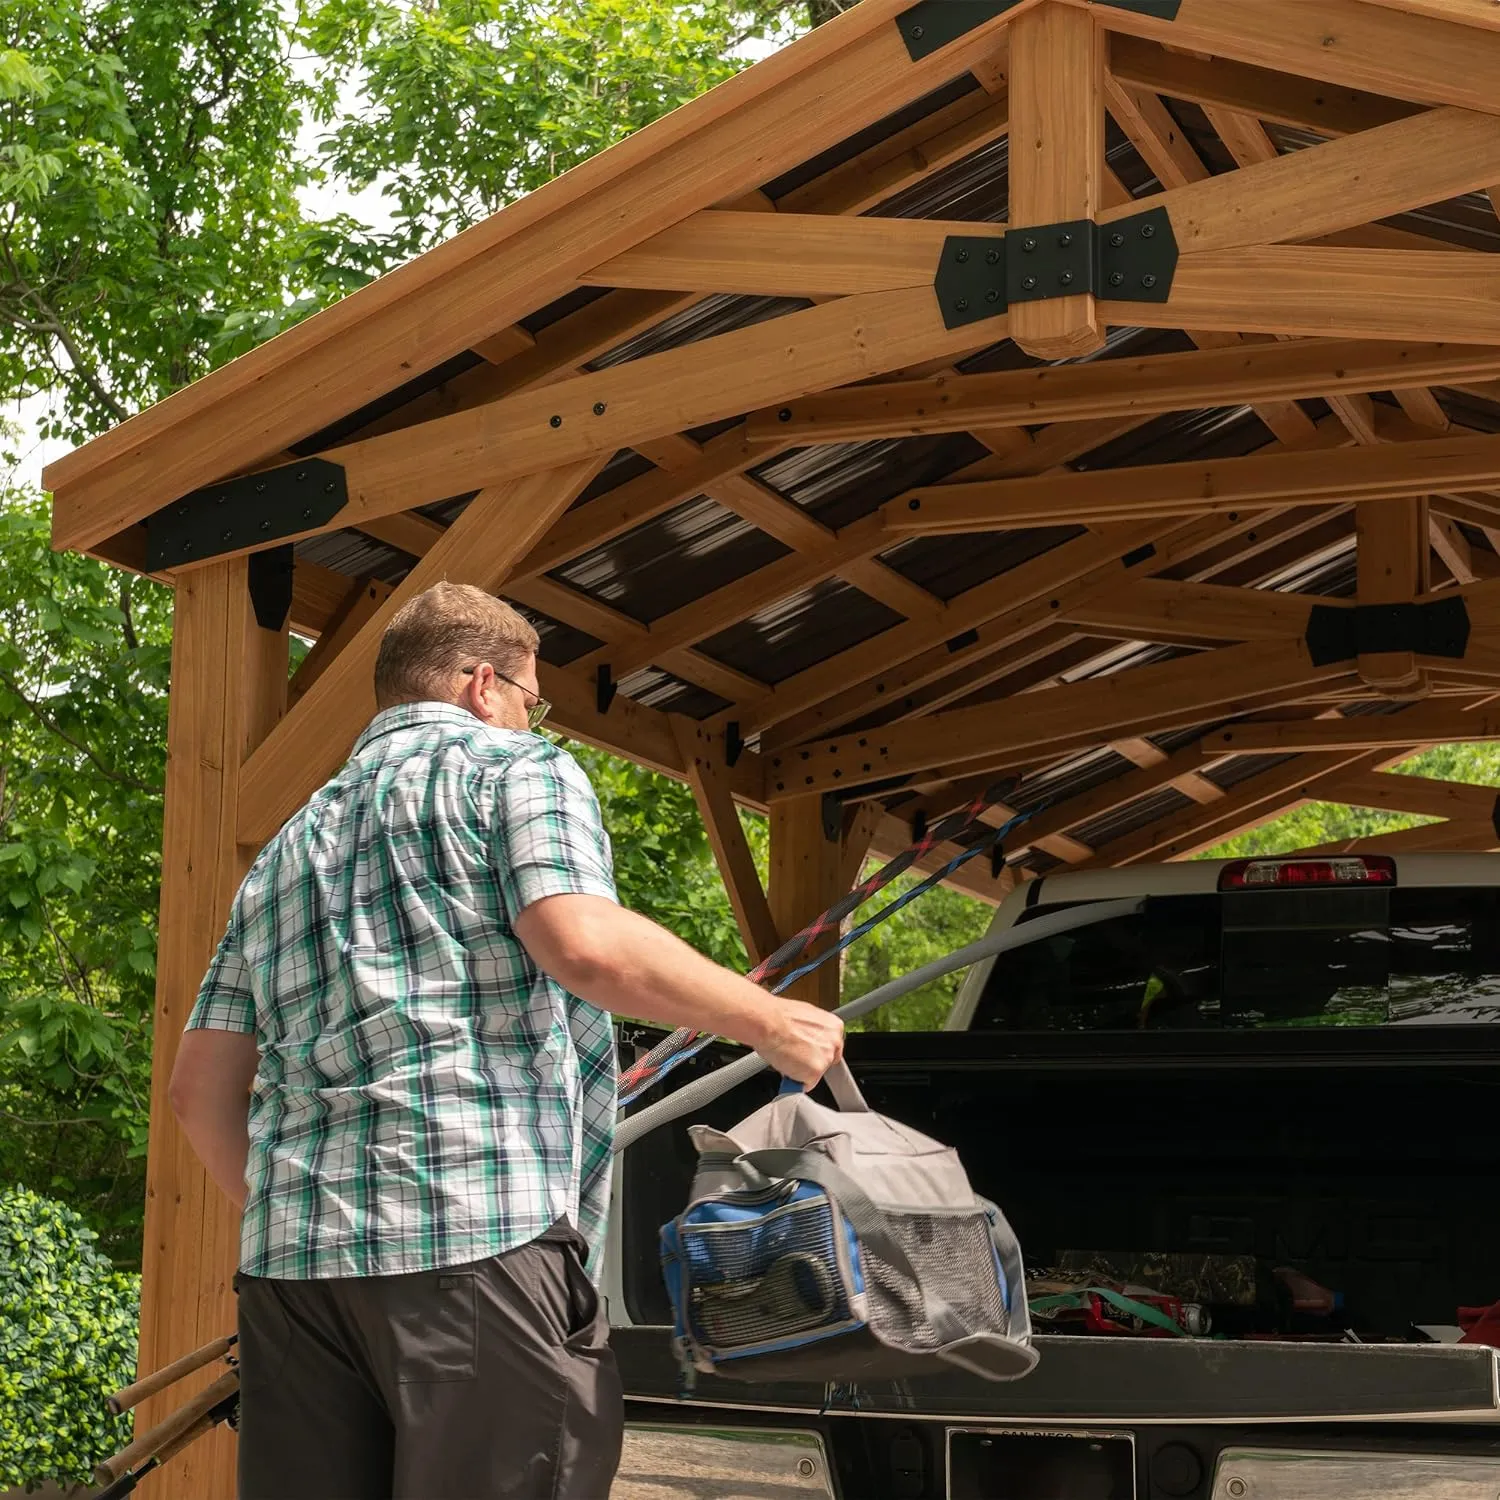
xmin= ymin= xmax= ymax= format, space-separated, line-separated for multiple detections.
xmin=989 ymin=837 xmax=1007 ymax=880
xmin=1304 ymin=597 xmax=1471 ymax=666
xmin=1492 ymin=792 xmax=1500 ymax=844
xmin=596 ymin=664 xmax=618 ymax=715
xmin=911 ymin=809 xmax=929 ymax=845
xmin=896 ymin=0 xmax=1177 ymax=62
xmin=821 ymin=792 xmax=844 ymax=844
xmin=724 ymin=722 xmax=745 ymax=769
xmin=246 ymin=545 xmax=294 ymax=633
xmin=934 ymin=208 xmax=1178 ymax=331
xmin=146 ymin=458 xmax=347 ymax=572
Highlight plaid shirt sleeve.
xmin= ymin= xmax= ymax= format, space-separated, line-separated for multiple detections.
xmin=186 ymin=908 xmax=257 ymax=1034
xmin=491 ymin=744 xmax=618 ymax=914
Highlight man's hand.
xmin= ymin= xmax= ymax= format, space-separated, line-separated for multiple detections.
xmin=752 ymin=998 xmax=845 ymax=1088
xmin=515 ymin=893 xmax=844 ymax=1086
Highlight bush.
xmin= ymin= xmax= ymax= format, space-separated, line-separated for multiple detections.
xmin=0 ymin=1187 xmax=138 ymax=1489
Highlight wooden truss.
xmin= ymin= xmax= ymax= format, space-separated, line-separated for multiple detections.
xmin=40 ymin=1 xmax=1500 ymax=1488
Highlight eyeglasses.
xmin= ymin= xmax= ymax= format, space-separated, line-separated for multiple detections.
xmin=461 ymin=666 xmax=551 ymax=730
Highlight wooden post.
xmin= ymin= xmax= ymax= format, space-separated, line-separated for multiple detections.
xmin=137 ymin=558 xmax=287 ymax=1499
xmin=1356 ymin=498 xmax=1430 ymax=692
xmin=768 ymin=794 xmax=845 ymax=1010
xmin=1007 ymin=2 xmax=1106 ymax=358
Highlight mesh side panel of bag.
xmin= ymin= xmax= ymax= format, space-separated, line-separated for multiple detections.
xmin=863 ymin=1209 xmax=1010 ymax=1352
xmin=681 ymin=1196 xmax=854 ymax=1353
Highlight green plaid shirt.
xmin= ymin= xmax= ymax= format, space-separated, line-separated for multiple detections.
xmin=186 ymin=702 xmax=619 ymax=1280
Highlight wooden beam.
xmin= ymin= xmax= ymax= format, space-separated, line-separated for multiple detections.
xmin=1201 ymin=704 xmax=1500 ymax=753
xmin=288 ymin=578 xmax=393 ymax=706
xmin=893 ymin=430 xmax=1500 ymax=533
xmin=769 ymin=795 xmax=843 ymax=1009
xmin=1077 ymin=0 xmax=1500 ymax=116
xmin=1326 ymin=767 xmax=1500 ymax=822
xmin=1292 ymin=820 xmax=1499 ymax=856
xmin=1356 ymin=496 xmax=1428 ymax=690
xmin=1430 ymin=511 xmax=1481 ymax=583
xmin=1104 ymin=247 xmax=1500 ymax=345
xmin=867 ymin=814 xmax=1009 ymax=906
xmin=585 ymin=212 xmax=996 ymax=297
xmin=237 ymin=290 xmax=999 ymax=543
xmin=1354 ymin=0 xmax=1500 ymax=33
xmin=769 ymin=639 xmax=1352 ymax=798
xmin=48 ymin=0 xmax=1030 ymax=553
xmin=752 ymin=339 xmax=1500 ymax=446
xmin=672 ymin=718 xmax=780 ymax=965
xmin=1105 ymin=74 xmax=1209 ymax=189
xmin=1108 ymin=34 xmax=1417 ymax=137
xmin=138 ymin=557 xmax=287 ymax=1499
xmin=1008 ymin=2 xmax=1106 ymax=357
xmin=238 ymin=460 xmax=605 ymax=844
xmin=1096 ymin=105 xmax=1500 ymax=256
xmin=1061 ymin=579 xmax=1326 ymax=646
xmin=290 ymin=558 xmax=355 ymax=639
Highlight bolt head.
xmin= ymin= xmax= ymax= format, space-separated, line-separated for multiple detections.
xmin=1142 ymin=273 xmax=1158 ymax=288
xmin=324 ymin=481 xmax=336 ymax=493
xmin=221 ymin=528 xmax=233 ymax=542
xmin=260 ymin=519 xmax=271 ymax=531
xmin=296 ymin=469 xmax=308 ymax=481
xmin=549 ymin=414 xmax=563 ymax=428
xmin=909 ymin=23 xmax=923 ymax=37
xmin=954 ymin=298 xmax=969 ymax=311
xmin=593 ymin=401 xmax=606 ymax=415
xmin=1141 ymin=222 xmax=1156 ymax=238
xmin=1022 ymin=275 xmax=1037 ymax=291
xmin=302 ymin=507 xmax=313 ymax=520
xmin=1109 ymin=270 xmax=1125 ymax=287
xmin=255 ymin=481 xmax=267 ymax=494
xmin=1058 ymin=232 xmax=1072 ymax=247
xmin=955 ymin=248 xmax=970 ymax=263
xmin=777 ymin=407 xmax=792 ymax=422
xmin=1059 ymin=271 xmax=1073 ymax=286
xmin=986 ymin=289 xmax=1000 ymax=303
xmin=908 ymin=498 xmax=921 ymax=511
xmin=985 ymin=247 xmax=1000 ymax=264
xmin=1022 ymin=236 xmax=1037 ymax=253
xmin=1110 ymin=232 xmax=1125 ymax=248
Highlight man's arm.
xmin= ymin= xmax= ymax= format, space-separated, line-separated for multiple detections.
xmin=169 ymin=1030 xmax=259 ymax=1210
xmin=514 ymin=893 xmax=843 ymax=1086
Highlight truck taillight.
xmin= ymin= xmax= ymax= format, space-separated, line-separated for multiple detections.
xmin=1218 ymin=855 xmax=1396 ymax=891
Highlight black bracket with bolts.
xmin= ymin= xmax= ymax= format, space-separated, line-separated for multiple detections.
xmin=596 ymin=664 xmax=618 ymax=715
xmin=246 ymin=544 xmax=294 ymax=633
xmin=821 ymin=791 xmax=845 ymax=844
xmin=896 ymin=0 xmax=1176 ymax=62
xmin=724 ymin=721 xmax=745 ymax=768
xmin=146 ymin=458 xmax=348 ymax=571
xmin=1304 ymin=597 xmax=1471 ymax=666
xmin=934 ymin=208 xmax=1178 ymax=331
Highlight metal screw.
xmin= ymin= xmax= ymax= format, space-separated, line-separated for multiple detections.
xmin=777 ymin=408 xmax=793 ymax=422
xmin=181 ymin=539 xmax=192 ymax=553
xmin=985 ymin=247 xmax=1000 ymax=265
xmin=302 ymin=507 xmax=313 ymax=520
xmin=549 ymin=415 xmax=562 ymax=428
xmin=177 ymin=504 xmax=189 ymax=516
xmin=1226 ymin=1481 xmax=1246 ymax=1499
xmin=1022 ymin=236 xmax=1038 ymax=253
xmin=221 ymin=529 xmax=233 ymax=542
xmin=1141 ymin=222 xmax=1156 ymax=239
xmin=260 ymin=519 xmax=271 ymax=532
xmin=296 ymin=469 xmax=308 ymax=481
xmin=1109 ymin=271 xmax=1125 ymax=287
xmin=1110 ymin=232 xmax=1125 ymax=248
xmin=796 ymin=1458 xmax=817 ymax=1478
xmin=593 ymin=401 xmax=606 ymax=415
xmin=255 ymin=481 xmax=267 ymax=494
xmin=1059 ymin=271 xmax=1074 ymax=286
xmin=955 ymin=248 xmax=970 ymax=264
xmin=1022 ymin=275 xmax=1037 ymax=291
xmin=954 ymin=298 xmax=969 ymax=312
xmin=986 ymin=289 xmax=1000 ymax=303
xmin=1142 ymin=273 xmax=1158 ymax=289
xmin=909 ymin=23 xmax=923 ymax=37
xmin=324 ymin=481 xmax=336 ymax=493
xmin=908 ymin=498 xmax=921 ymax=511
xmin=1059 ymin=232 xmax=1073 ymax=247
xmin=217 ymin=493 xmax=228 ymax=505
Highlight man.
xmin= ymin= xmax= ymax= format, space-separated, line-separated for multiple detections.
xmin=169 ymin=581 xmax=844 ymax=1500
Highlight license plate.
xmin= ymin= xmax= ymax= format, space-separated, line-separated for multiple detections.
xmin=948 ymin=1426 xmax=1136 ymax=1499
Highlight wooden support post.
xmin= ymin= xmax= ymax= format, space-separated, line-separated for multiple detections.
xmin=1356 ymin=498 xmax=1429 ymax=691
xmin=769 ymin=795 xmax=845 ymax=1010
xmin=1007 ymin=3 xmax=1106 ymax=358
xmin=138 ymin=558 xmax=287 ymax=1500
xmin=671 ymin=718 xmax=780 ymax=966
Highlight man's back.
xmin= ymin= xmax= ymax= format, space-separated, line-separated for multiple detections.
xmin=192 ymin=701 xmax=619 ymax=1280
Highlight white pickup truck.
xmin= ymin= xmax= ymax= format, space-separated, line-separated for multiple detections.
xmin=608 ymin=852 xmax=1500 ymax=1500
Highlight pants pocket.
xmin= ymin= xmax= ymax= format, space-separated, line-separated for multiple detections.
xmin=391 ymin=1269 xmax=477 ymax=1383
xmin=560 ymin=1243 xmax=604 ymax=1349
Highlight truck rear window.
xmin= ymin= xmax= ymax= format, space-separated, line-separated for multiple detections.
xmin=971 ymin=885 xmax=1500 ymax=1031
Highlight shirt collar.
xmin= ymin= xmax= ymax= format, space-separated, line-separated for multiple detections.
xmin=353 ymin=701 xmax=489 ymax=755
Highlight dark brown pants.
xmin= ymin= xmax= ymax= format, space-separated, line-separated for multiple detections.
xmin=235 ymin=1228 xmax=622 ymax=1500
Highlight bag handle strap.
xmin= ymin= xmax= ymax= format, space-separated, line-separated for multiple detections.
xmin=775 ymin=1059 xmax=869 ymax=1113
xmin=731 ymin=1146 xmax=969 ymax=1348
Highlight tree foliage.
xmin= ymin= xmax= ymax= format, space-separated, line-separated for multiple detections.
xmin=0 ymin=1186 xmax=139 ymax=1490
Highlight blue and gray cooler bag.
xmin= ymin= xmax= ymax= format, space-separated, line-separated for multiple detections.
xmin=659 ymin=1061 xmax=1036 ymax=1383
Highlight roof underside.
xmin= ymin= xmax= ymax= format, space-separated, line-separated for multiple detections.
xmin=44 ymin=0 xmax=1500 ymax=895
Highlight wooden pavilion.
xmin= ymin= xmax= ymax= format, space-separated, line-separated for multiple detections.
xmin=41 ymin=0 xmax=1500 ymax=1488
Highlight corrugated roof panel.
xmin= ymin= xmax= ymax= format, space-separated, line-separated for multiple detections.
xmin=698 ymin=576 xmax=902 ymax=684
xmin=1072 ymin=405 xmax=1275 ymax=470
xmin=617 ymin=666 xmax=730 ymax=721
xmin=1076 ymin=784 xmax=1196 ymax=849
xmin=554 ymin=497 xmax=790 ymax=625
xmin=879 ymin=526 xmax=1084 ymax=602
